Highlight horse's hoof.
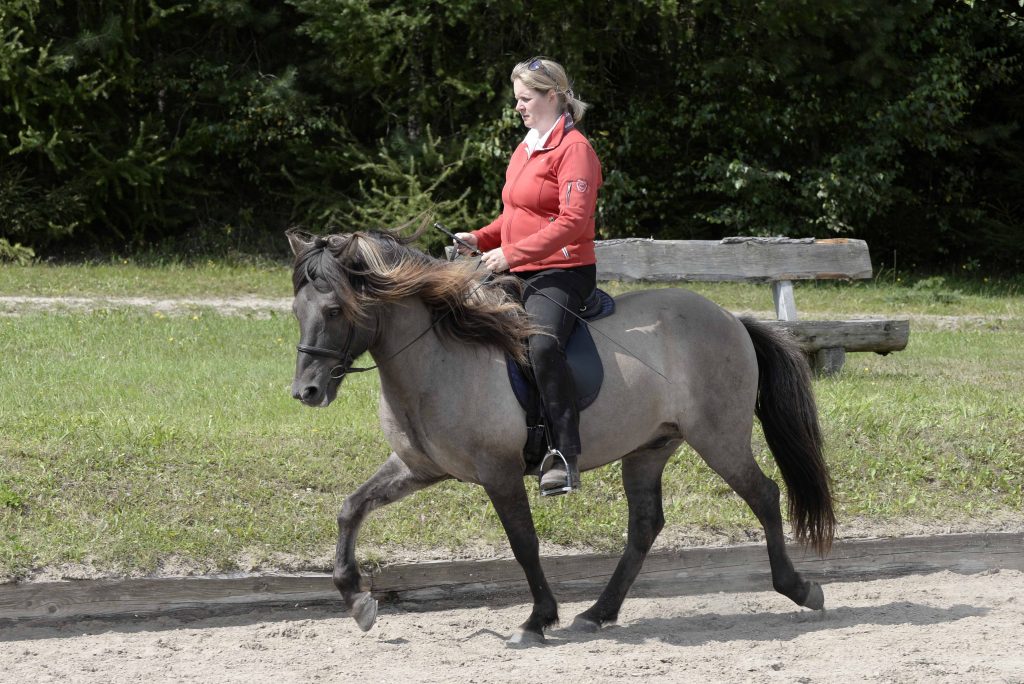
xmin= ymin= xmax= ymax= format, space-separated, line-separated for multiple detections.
xmin=802 ymin=582 xmax=825 ymax=611
xmin=568 ymin=615 xmax=601 ymax=633
xmin=351 ymin=592 xmax=378 ymax=631
xmin=506 ymin=629 xmax=545 ymax=648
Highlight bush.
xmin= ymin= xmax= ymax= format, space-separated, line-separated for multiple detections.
xmin=1 ymin=0 xmax=1021 ymax=268
xmin=0 ymin=238 xmax=34 ymax=265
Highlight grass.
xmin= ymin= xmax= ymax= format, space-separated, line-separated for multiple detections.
xmin=0 ymin=309 xmax=384 ymax=579
xmin=1 ymin=264 xmax=1022 ymax=581
xmin=0 ymin=259 xmax=291 ymax=299
xmin=614 ymin=276 xmax=1024 ymax=322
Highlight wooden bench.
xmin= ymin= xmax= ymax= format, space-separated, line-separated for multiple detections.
xmin=594 ymin=237 xmax=909 ymax=376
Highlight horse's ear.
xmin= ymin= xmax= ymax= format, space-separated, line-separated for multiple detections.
xmin=286 ymin=229 xmax=313 ymax=256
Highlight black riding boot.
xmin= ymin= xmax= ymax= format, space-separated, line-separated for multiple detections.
xmin=518 ymin=266 xmax=595 ymax=497
xmin=531 ymin=334 xmax=582 ymax=496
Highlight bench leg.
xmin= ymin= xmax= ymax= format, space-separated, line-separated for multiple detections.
xmin=811 ymin=347 xmax=846 ymax=377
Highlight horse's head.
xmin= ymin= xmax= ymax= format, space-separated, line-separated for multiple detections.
xmin=287 ymin=230 xmax=380 ymax=407
xmin=286 ymin=226 xmax=538 ymax=408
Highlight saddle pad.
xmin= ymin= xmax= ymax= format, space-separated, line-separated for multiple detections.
xmin=505 ymin=289 xmax=614 ymax=412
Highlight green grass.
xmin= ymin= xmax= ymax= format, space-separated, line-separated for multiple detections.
xmin=1 ymin=266 xmax=1022 ymax=581
xmin=0 ymin=260 xmax=292 ymax=298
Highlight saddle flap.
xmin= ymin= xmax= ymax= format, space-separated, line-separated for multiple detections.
xmin=565 ymin=323 xmax=602 ymax=410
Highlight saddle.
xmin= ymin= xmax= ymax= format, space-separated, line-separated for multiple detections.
xmin=506 ymin=288 xmax=616 ymax=470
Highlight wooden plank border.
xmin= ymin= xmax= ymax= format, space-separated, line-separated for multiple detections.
xmin=594 ymin=238 xmax=874 ymax=283
xmin=1 ymin=533 xmax=1020 ymax=626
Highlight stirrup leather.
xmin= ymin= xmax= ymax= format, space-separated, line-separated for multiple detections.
xmin=538 ymin=448 xmax=579 ymax=497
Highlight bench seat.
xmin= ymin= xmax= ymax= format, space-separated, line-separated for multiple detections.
xmin=594 ymin=237 xmax=909 ymax=376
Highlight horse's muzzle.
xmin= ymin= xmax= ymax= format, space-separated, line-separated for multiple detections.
xmin=291 ymin=375 xmax=338 ymax=407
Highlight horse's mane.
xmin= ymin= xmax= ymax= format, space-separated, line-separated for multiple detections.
xmin=289 ymin=227 xmax=537 ymax=365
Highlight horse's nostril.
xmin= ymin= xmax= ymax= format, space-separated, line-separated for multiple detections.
xmin=293 ymin=384 xmax=318 ymax=401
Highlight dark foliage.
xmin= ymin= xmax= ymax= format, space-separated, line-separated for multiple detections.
xmin=1 ymin=0 xmax=1021 ymax=268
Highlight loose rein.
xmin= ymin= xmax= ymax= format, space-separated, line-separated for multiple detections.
xmin=295 ymin=241 xmax=496 ymax=378
xmin=296 ymin=302 xmax=455 ymax=381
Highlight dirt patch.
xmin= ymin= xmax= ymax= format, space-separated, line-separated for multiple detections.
xmin=0 ymin=295 xmax=291 ymax=318
xmin=3 ymin=296 xmax=1021 ymax=331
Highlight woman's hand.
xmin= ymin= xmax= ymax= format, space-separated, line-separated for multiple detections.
xmin=481 ymin=247 xmax=509 ymax=273
xmin=453 ymin=232 xmax=478 ymax=256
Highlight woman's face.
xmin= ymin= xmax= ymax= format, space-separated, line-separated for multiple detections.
xmin=513 ymin=78 xmax=560 ymax=131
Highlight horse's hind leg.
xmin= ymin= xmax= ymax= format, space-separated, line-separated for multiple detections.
xmin=482 ymin=478 xmax=559 ymax=646
xmin=572 ymin=445 xmax=676 ymax=631
xmin=334 ymin=452 xmax=447 ymax=631
xmin=691 ymin=433 xmax=824 ymax=610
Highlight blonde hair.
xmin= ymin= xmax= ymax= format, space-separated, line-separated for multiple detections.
xmin=511 ymin=56 xmax=590 ymax=123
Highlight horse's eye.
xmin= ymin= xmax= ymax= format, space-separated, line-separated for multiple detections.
xmin=327 ymin=308 xmax=341 ymax=318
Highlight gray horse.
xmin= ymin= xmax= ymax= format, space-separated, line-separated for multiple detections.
xmin=287 ymin=228 xmax=834 ymax=645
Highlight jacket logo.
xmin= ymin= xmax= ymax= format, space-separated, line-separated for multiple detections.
xmin=575 ymin=179 xmax=589 ymax=193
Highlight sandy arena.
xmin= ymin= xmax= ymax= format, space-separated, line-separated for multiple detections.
xmin=2 ymin=568 xmax=1022 ymax=683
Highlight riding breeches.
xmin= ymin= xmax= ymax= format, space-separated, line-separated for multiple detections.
xmin=516 ymin=265 xmax=596 ymax=458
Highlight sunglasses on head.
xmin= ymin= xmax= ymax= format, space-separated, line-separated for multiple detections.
xmin=528 ymin=58 xmax=554 ymax=80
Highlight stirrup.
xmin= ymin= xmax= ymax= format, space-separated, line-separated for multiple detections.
xmin=538 ymin=448 xmax=579 ymax=497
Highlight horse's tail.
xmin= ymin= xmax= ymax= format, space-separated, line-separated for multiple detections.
xmin=741 ymin=317 xmax=835 ymax=556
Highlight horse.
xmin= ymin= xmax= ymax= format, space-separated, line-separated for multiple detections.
xmin=286 ymin=227 xmax=835 ymax=646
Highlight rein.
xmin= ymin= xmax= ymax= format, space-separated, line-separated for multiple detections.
xmin=296 ymin=275 xmax=495 ymax=379
xmin=296 ymin=229 xmax=505 ymax=379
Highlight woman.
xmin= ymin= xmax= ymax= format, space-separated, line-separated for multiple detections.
xmin=456 ymin=56 xmax=602 ymax=496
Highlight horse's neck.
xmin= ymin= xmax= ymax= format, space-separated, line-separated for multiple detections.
xmin=370 ymin=297 xmax=447 ymax=396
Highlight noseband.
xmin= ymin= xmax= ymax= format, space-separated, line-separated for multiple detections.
xmin=294 ymin=253 xmax=492 ymax=379
xmin=296 ymin=303 xmax=465 ymax=380
xmin=296 ymin=324 xmax=378 ymax=379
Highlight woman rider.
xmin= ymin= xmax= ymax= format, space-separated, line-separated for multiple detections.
xmin=456 ymin=56 xmax=602 ymax=496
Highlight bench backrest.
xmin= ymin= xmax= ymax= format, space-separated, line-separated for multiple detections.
xmin=594 ymin=238 xmax=872 ymax=283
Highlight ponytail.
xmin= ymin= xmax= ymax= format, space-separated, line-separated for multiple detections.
xmin=563 ymin=89 xmax=590 ymax=123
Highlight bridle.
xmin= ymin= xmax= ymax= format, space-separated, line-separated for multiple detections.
xmin=295 ymin=295 xmax=458 ymax=380
xmin=295 ymin=248 xmax=381 ymax=380
xmin=294 ymin=239 xmax=501 ymax=380
xmin=296 ymin=322 xmax=378 ymax=380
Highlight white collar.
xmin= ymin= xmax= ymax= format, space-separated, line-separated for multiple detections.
xmin=523 ymin=116 xmax=562 ymax=158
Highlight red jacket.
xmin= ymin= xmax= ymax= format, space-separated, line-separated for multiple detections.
xmin=473 ymin=115 xmax=602 ymax=272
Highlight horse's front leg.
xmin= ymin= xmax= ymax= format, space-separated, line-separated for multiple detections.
xmin=482 ymin=477 xmax=559 ymax=647
xmin=335 ymin=452 xmax=446 ymax=631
